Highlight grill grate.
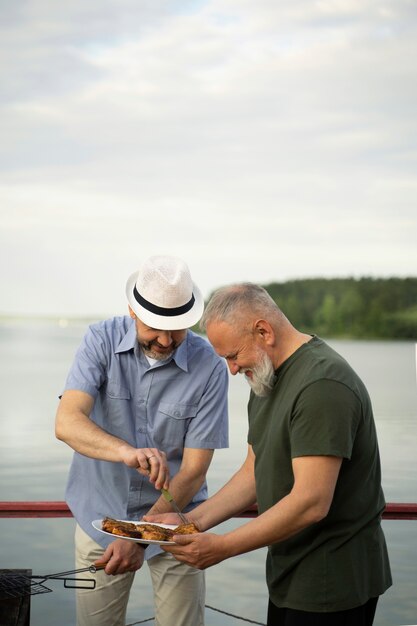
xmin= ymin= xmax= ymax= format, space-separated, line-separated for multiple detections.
xmin=0 ymin=571 xmax=52 ymax=599
xmin=0 ymin=564 xmax=102 ymax=599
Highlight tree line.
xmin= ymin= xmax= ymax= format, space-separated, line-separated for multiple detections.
xmin=262 ymin=277 xmax=417 ymax=340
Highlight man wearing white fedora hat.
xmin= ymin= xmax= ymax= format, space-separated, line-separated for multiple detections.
xmin=55 ymin=255 xmax=229 ymax=626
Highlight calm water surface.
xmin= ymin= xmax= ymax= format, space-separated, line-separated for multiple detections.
xmin=0 ymin=321 xmax=416 ymax=625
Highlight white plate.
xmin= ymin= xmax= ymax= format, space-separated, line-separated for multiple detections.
xmin=92 ymin=519 xmax=177 ymax=545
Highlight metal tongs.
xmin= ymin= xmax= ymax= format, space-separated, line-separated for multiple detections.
xmin=0 ymin=564 xmax=105 ymax=599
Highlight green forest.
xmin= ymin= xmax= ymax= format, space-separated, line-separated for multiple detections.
xmin=262 ymin=277 xmax=417 ymax=340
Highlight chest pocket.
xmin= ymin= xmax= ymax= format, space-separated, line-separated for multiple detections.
xmin=103 ymin=381 xmax=132 ymax=432
xmin=153 ymin=402 xmax=198 ymax=447
xmin=105 ymin=381 xmax=131 ymax=400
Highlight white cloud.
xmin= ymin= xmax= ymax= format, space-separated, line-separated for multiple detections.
xmin=0 ymin=0 xmax=416 ymax=315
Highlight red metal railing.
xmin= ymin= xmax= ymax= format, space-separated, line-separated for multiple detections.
xmin=1 ymin=501 xmax=417 ymax=520
xmin=239 ymin=502 xmax=417 ymax=520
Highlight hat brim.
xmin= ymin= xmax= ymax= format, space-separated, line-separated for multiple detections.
xmin=126 ymin=272 xmax=205 ymax=330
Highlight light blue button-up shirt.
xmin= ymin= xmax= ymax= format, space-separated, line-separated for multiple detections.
xmin=63 ymin=316 xmax=229 ymax=557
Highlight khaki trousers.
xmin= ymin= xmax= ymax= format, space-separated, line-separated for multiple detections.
xmin=75 ymin=524 xmax=205 ymax=626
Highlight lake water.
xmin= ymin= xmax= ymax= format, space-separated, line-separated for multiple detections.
xmin=0 ymin=320 xmax=416 ymax=626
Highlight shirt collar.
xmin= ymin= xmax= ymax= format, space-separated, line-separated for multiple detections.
xmin=115 ymin=321 xmax=189 ymax=373
xmin=115 ymin=321 xmax=137 ymax=354
xmin=171 ymin=336 xmax=189 ymax=372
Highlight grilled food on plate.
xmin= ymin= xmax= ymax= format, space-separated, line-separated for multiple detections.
xmin=102 ymin=517 xmax=199 ymax=541
xmin=172 ymin=522 xmax=200 ymax=535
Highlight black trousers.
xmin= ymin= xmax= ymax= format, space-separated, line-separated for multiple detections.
xmin=267 ymin=597 xmax=379 ymax=626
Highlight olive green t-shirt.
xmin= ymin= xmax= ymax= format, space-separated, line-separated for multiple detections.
xmin=248 ymin=336 xmax=392 ymax=612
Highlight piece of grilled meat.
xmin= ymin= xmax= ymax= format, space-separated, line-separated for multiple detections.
xmin=102 ymin=517 xmax=199 ymax=540
xmin=173 ymin=522 xmax=199 ymax=535
xmin=102 ymin=517 xmax=145 ymax=539
xmin=138 ymin=524 xmax=175 ymax=541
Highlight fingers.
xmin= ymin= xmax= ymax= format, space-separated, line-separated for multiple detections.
xmin=161 ymin=533 xmax=223 ymax=570
xmin=119 ymin=445 xmax=170 ymax=490
xmin=172 ymin=534 xmax=196 ymax=545
xmin=162 ymin=533 xmax=197 ymax=558
xmin=161 ymin=535 xmax=204 ymax=569
xmin=143 ymin=448 xmax=170 ymax=490
xmin=100 ymin=540 xmax=145 ymax=575
xmin=142 ymin=512 xmax=181 ymax=525
xmin=97 ymin=546 xmax=118 ymax=575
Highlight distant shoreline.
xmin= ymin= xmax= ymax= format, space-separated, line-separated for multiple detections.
xmin=1 ymin=275 xmax=416 ymax=340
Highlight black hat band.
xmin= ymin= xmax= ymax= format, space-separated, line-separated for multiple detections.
xmin=133 ymin=285 xmax=195 ymax=317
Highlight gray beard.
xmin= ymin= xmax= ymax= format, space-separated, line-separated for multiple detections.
xmin=140 ymin=342 xmax=176 ymax=361
xmin=243 ymin=351 xmax=276 ymax=397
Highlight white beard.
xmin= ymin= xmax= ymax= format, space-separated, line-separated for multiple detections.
xmin=242 ymin=350 xmax=276 ymax=397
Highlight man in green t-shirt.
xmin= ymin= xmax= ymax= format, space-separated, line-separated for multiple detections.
xmin=147 ymin=283 xmax=392 ymax=626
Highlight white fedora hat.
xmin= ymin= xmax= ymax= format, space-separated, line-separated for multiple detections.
xmin=126 ymin=255 xmax=204 ymax=330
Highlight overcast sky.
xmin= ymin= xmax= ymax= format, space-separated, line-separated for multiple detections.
xmin=1 ymin=0 xmax=416 ymax=317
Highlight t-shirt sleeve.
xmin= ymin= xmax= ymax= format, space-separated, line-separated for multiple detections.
xmin=290 ymin=379 xmax=362 ymax=460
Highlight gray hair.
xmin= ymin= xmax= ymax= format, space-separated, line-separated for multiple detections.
xmin=200 ymin=283 xmax=283 ymax=333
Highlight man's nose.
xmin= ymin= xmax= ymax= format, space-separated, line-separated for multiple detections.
xmin=227 ymin=361 xmax=239 ymax=376
xmin=157 ymin=331 xmax=173 ymax=347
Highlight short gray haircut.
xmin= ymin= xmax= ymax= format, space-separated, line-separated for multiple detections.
xmin=200 ymin=283 xmax=282 ymax=333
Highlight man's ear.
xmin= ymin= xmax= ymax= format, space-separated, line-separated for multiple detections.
xmin=253 ymin=319 xmax=275 ymax=345
xmin=128 ymin=306 xmax=136 ymax=320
